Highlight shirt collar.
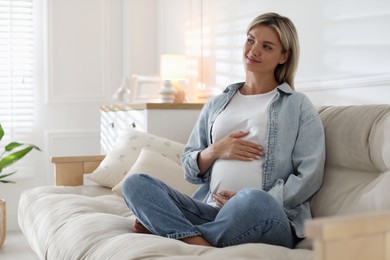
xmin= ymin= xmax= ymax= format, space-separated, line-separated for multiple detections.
xmin=224 ymin=81 xmax=294 ymax=94
xmin=277 ymin=82 xmax=294 ymax=94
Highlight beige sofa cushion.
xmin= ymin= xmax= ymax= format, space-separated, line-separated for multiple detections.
xmin=311 ymin=105 xmax=390 ymax=217
xmin=318 ymin=105 xmax=390 ymax=172
xmin=19 ymin=185 xmax=312 ymax=260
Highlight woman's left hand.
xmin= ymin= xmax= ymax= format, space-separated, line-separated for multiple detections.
xmin=212 ymin=190 xmax=237 ymax=208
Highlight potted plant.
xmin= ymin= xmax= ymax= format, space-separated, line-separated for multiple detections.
xmin=0 ymin=123 xmax=40 ymax=248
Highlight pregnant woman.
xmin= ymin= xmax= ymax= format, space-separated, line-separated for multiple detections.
xmin=122 ymin=12 xmax=325 ymax=248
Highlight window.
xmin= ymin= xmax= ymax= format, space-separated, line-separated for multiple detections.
xmin=0 ymin=0 xmax=34 ymax=143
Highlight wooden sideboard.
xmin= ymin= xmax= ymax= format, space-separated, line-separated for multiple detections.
xmin=100 ymin=102 xmax=204 ymax=154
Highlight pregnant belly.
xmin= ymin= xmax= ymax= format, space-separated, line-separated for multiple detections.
xmin=209 ymin=159 xmax=263 ymax=194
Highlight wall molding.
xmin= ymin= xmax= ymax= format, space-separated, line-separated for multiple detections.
xmin=296 ymin=74 xmax=390 ymax=92
xmin=45 ymin=0 xmax=114 ymax=104
xmin=45 ymin=129 xmax=101 ymax=155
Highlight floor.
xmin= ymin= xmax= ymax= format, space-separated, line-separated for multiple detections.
xmin=0 ymin=231 xmax=39 ymax=260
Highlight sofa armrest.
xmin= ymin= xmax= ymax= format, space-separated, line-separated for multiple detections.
xmin=306 ymin=211 xmax=390 ymax=260
xmin=51 ymin=155 xmax=105 ymax=186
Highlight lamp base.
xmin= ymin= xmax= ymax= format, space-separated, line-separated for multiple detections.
xmin=159 ymin=80 xmax=177 ymax=103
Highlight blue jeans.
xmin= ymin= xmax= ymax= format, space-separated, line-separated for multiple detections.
xmin=122 ymin=174 xmax=293 ymax=248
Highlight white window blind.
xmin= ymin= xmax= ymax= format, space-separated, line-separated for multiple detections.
xmin=0 ymin=0 xmax=34 ymax=143
xmin=196 ymin=0 xmax=258 ymax=90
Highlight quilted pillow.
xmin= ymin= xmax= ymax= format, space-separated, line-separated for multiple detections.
xmin=88 ymin=130 xmax=184 ymax=188
xmin=112 ymin=148 xmax=198 ymax=197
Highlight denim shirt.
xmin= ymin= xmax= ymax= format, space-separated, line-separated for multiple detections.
xmin=181 ymin=82 xmax=325 ymax=238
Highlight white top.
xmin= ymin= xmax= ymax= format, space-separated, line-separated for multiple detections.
xmin=207 ymin=89 xmax=277 ymax=206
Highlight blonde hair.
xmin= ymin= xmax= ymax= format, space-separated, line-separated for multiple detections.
xmin=247 ymin=12 xmax=299 ymax=89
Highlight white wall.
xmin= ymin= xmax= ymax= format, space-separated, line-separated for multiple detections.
xmin=157 ymin=0 xmax=189 ymax=55
xmin=123 ymin=0 xmax=159 ymax=77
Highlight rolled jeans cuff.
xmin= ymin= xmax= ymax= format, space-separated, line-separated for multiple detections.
xmin=167 ymin=230 xmax=202 ymax=240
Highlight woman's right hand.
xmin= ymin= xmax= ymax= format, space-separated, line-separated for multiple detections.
xmin=197 ymin=131 xmax=263 ymax=175
xmin=213 ymin=131 xmax=263 ymax=161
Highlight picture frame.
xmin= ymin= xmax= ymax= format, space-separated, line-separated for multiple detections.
xmin=130 ymin=75 xmax=162 ymax=103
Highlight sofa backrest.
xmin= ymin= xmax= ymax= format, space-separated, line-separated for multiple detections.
xmin=310 ymin=105 xmax=390 ymax=218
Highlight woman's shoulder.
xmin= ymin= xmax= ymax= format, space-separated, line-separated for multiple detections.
xmin=290 ymin=91 xmax=313 ymax=107
xmin=204 ymin=82 xmax=243 ymax=106
xmin=277 ymin=83 xmax=319 ymax=121
xmin=278 ymin=83 xmax=314 ymax=106
xmin=223 ymin=82 xmax=244 ymax=93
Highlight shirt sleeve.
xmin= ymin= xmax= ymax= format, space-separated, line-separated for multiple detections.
xmin=181 ymin=101 xmax=213 ymax=184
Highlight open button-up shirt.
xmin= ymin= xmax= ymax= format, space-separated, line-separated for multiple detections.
xmin=181 ymin=82 xmax=326 ymax=238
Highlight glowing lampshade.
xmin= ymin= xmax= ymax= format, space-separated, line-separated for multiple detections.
xmin=160 ymin=54 xmax=187 ymax=79
xmin=159 ymin=54 xmax=188 ymax=103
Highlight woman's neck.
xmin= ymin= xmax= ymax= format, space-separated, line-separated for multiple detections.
xmin=241 ymin=73 xmax=279 ymax=95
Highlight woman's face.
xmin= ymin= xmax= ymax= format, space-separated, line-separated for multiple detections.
xmin=243 ymin=25 xmax=288 ymax=75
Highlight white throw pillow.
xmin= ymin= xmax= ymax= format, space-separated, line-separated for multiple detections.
xmin=88 ymin=130 xmax=185 ymax=188
xmin=112 ymin=148 xmax=198 ymax=197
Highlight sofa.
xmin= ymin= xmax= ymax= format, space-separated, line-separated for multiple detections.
xmin=18 ymin=105 xmax=390 ymax=260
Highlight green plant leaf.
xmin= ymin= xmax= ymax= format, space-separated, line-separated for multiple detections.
xmin=0 ymin=146 xmax=34 ymax=170
xmin=0 ymin=124 xmax=3 ymax=141
xmin=0 ymin=123 xmax=41 ymax=184
xmin=5 ymin=142 xmax=41 ymax=152
xmin=0 ymin=171 xmax=16 ymax=183
xmin=0 ymin=180 xmax=16 ymax=184
xmin=0 ymin=171 xmax=16 ymax=179
xmin=30 ymin=144 xmax=41 ymax=151
xmin=5 ymin=142 xmax=24 ymax=151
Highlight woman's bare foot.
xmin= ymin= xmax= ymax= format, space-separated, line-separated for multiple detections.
xmin=181 ymin=236 xmax=213 ymax=247
xmin=132 ymin=219 xmax=152 ymax=234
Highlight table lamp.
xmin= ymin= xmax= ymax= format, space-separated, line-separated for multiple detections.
xmin=159 ymin=54 xmax=187 ymax=103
